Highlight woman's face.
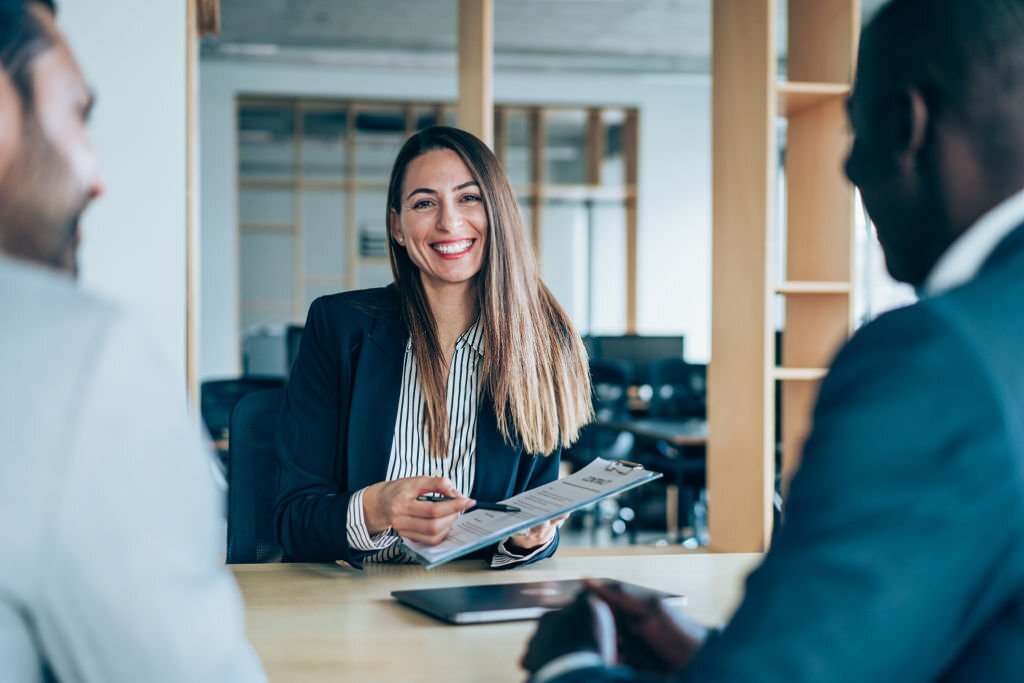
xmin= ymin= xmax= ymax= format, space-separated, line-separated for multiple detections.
xmin=391 ymin=148 xmax=488 ymax=292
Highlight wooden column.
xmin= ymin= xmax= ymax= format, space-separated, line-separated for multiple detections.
xmin=457 ymin=0 xmax=494 ymax=147
xmin=196 ymin=0 xmax=221 ymax=34
xmin=708 ymin=0 xmax=777 ymax=552
xmin=624 ymin=110 xmax=639 ymax=334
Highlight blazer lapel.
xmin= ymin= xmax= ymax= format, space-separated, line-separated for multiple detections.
xmin=472 ymin=393 xmax=524 ymax=502
xmin=346 ymin=315 xmax=406 ymax=491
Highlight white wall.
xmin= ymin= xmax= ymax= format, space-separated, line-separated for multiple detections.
xmin=200 ymin=59 xmax=712 ymax=379
xmin=61 ymin=1 xmax=189 ymax=383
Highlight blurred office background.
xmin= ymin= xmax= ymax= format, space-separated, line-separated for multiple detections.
xmin=61 ymin=0 xmax=911 ymax=549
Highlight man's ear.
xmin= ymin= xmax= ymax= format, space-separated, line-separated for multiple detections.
xmin=896 ymin=87 xmax=929 ymax=170
xmin=0 ymin=69 xmax=22 ymax=182
xmin=389 ymin=207 xmax=404 ymax=245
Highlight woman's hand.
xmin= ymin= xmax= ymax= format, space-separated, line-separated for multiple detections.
xmin=505 ymin=513 xmax=569 ymax=554
xmin=362 ymin=476 xmax=475 ymax=545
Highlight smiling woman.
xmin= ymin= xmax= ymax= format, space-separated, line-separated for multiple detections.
xmin=275 ymin=126 xmax=593 ymax=569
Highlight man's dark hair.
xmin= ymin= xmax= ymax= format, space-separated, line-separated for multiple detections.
xmin=0 ymin=0 xmax=59 ymax=110
xmin=864 ymin=0 xmax=1024 ymax=171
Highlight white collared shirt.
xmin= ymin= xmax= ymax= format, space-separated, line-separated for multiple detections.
xmin=924 ymin=186 xmax=1024 ymax=296
xmin=346 ymin=319 xmax=551 ymax=566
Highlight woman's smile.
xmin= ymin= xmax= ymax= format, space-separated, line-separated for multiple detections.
xmin=430 ymin=238 xmax=477 ymax=258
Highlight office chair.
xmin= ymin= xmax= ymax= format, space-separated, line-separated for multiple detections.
xmin=285 ymin=325 xmax=304 ymax=377
xmin=564 ymin=359 xmax=637 ymax=542
xmin=200 ymin=377 xmax=285 ymax=467
xmin=648 ymin=358 xmax=707 ymax=419
xmin=566 ymin=359 xmax=634 ymax=468
xmin=226 ymin=387 xmax=285 ymax=564
xmin=636 ymin=358 xmax=708 ymax=545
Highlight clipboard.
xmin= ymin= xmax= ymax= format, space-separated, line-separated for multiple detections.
xmin=400 ymin=457 xmax=662 ymax=568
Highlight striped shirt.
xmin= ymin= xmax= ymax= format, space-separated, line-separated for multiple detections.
xmin=346 ymin=319 xmax=551 ymax=567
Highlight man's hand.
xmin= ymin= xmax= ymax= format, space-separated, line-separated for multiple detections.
xmin=521 ymin=591 xmax=602 ymax=674
xmin=362 ymin=477 xmax=474 ymax=545
xmin=584 ymin=579 xmax=708 ymax=674
xmin=506 ymin=513 xmax=568 ymax=554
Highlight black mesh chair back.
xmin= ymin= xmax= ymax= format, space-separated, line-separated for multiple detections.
xmin=200 ymin=377 xmax=285 ymax=442
xmin=566 ymin=359 xmax=634 ymax=467
xmin=285 ymin=325 xmax=304 ymax=377
xmin=590 ymin=358 xmax=633 ymax=430
xmin=648 ymin=358 xmax=707 ymax=419
xmin=227 ymin=388 xmax=285 ymax=564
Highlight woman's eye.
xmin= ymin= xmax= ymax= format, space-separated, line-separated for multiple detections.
xmin=412 ymin=200 xmax=434 ymax=209
xmin=461 ymin=194 xmax=481 ymax=203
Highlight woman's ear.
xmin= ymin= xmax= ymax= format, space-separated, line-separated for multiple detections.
xmin=389 ymin=208 xmax=405 ymax=246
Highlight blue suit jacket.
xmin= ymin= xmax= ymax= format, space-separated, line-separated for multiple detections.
xmin=274 ymin=285 xmax=560 ymax=568
xmin=555 ymin=227 xmax=1024 ymax=682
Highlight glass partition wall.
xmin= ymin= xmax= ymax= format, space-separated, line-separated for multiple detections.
xmin=236 ymin=99 xmax=638 ymax=342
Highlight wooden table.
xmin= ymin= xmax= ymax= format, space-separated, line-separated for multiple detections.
xmin=233 ymin=551 xmax=761 ymax=682
xmin=601 ymin=417 xmax=708 ymax=447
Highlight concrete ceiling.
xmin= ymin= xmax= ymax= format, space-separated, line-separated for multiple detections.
xmin=204 ymin=0 xmax=891 ymax=74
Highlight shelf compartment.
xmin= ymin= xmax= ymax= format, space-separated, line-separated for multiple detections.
xmin=774 ymin=281 xmax=851 ymax=294
xmin=776 ymin=81 xmax=850 ymax=117
xmin=772 ymin=367 xmax=829 ymax=381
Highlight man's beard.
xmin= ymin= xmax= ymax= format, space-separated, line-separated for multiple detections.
xmin=0 ymin=113 xmax=86 ymax=276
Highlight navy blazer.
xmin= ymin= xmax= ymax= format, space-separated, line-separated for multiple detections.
xmin=274 ymin=285 xmax=561 ymax=568
xmin=551 ymin=225 xmax=1024 ymax=682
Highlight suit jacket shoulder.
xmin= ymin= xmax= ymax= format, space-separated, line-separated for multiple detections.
xmin=311 ymin=285 xmax=402 ymax=332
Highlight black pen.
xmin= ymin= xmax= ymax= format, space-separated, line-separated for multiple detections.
xmin=416 ymin=493 xmax=521 ymax=513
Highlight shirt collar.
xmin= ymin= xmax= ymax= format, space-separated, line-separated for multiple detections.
xmin=456 ymin=318 xmax=485 ymax=357
xmin=923 ymin=185 xmax=1024 ymax=296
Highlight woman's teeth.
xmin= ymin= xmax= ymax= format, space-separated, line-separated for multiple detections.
xmin=432 ymin=240 xmax=473 ymax=255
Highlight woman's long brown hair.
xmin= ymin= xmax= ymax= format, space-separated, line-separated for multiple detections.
xmin=386 ymin=126 xmax=592 ymax=460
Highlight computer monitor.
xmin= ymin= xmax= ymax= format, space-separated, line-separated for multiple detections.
xmin=587 ymin=335 xmax=685 ymax=385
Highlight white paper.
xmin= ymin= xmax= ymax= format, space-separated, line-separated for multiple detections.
xmin=401 ymin=457 xmax=660 ymax=568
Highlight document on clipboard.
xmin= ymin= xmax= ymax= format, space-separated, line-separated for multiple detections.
xmin=400 ymin=457 xmax=662 ymax=569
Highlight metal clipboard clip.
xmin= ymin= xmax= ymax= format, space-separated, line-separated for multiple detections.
xmin=605 ymin=460 xmax=645 ymax=475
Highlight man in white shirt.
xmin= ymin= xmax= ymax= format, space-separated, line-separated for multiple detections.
xmin=522 ymin=0 xmax=1024 ymax=681
xmin=0 ymin=1 xmax=265 ymax=680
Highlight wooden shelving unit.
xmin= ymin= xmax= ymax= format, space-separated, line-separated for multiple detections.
xmin=777 ymin=0 xmax=859 ymax=491
xmin=710 ymin=0 xmax=859 ymax=552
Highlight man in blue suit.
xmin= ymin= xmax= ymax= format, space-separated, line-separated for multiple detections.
xmin=521 ymin=0 xmax=1024 ymax=680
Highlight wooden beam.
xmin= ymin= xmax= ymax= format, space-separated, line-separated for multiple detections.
xmin=494 ymin=106 xmax=508 ymax=168
xmin=196 ymin=0 xmax=221 ymax=37
xmin=708 ymin=0 xmax=776 ymax=553
xmin=185 ymin=0 xmax=200 ymax=406
xmin=292 ymin=102 xmax=305 ymax=323
xmin=457 ymin=0 xmax=494 ymax=147
xmin=586 ymin=108 xmax=604 ymax=186
xmin=530 ymin=108 xmax=544 ymax=257
xmin=624 ymin=110 xmax=639 ymax=334
xmin=345 ymin=103 xmax=358 ymax=292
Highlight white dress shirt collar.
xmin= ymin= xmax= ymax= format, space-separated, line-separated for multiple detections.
xmin=456 ymin=317 xmax=485 ymax=356
xmin=924 ymin=185 xmax=1024 ymax=296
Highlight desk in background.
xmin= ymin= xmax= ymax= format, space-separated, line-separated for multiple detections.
xmin=600 ymin=417 xmax=707 ymax=447
xmin=232 ymin=551 xmax=761 ymax=683
xmin=596 ymin=417 xmax=708 ymax=542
